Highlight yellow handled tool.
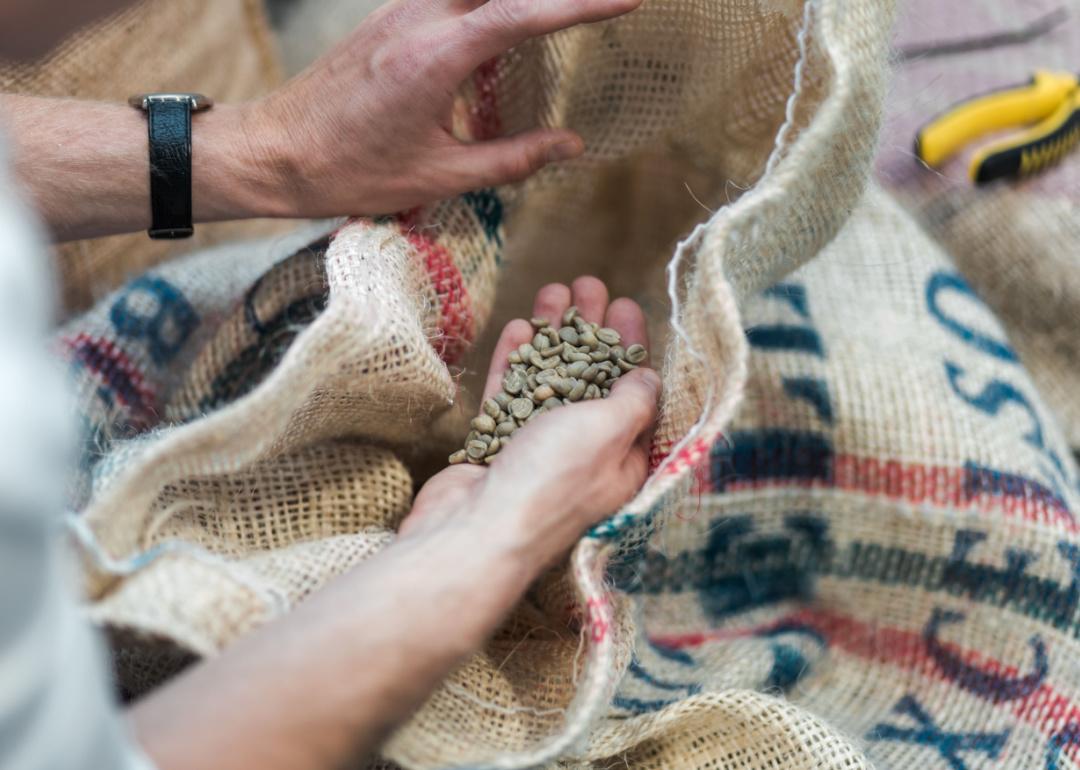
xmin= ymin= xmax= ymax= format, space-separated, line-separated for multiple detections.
xmin=915 ymin=70 xmax=1080 ymax=184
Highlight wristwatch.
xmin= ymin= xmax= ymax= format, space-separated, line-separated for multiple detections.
xmin=128 ymin=92 xmax=214 ymax=239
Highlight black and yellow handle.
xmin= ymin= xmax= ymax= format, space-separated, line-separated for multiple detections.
xmin=915 ymin=70 xmax=1079 ymax=184
xmin=970 ymin=88 xmax=1080 ymax=183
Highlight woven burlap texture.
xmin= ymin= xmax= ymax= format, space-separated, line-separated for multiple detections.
xmin=64 ymin=0 xmax=898 ymax=767
xmin=0 ymin=0 xmax=288 ymax=315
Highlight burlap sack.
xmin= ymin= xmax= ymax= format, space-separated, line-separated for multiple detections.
xmin=0 ymin=0 xmax=287 ymax=314
xmin=590 ymin=183 xmax=1080 ymax=768
xmin=877 ymin=0 xmax=1080 ymax=453
xmin=62 ymin=0 xmax=900 ymax=767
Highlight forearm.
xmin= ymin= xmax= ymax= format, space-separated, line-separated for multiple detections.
xmin=0 ymin=94 xmax=286 ymax=241
xmin=129 ymin=519 xmax=535 ymax=770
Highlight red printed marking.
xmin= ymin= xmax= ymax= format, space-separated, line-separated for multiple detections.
xmin=62 ymin=333 xmax=157 ymax=426
xmin=719 ymin=454 xmax=1077 ymax=533
xmin=649 ymin=438 xmax=673 ymax=472
xmin=650 ymin=434 xmax=717 ymax=498
xmin=587 ymin=596 xmax=612 ymax=644
xmin=653 ymin=608 xmax=1080 ymax=758
xmin=470 ymin=58 xmax=502 ymax=141
xmin=661 ymin=435 xmax=714 ymax=477
xmin=395 ymin=212 xmax=475 ymax=365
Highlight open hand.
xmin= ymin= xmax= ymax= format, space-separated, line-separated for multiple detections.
xmin=401 ymin=277 xmax=659 ymax=572
xmin=248 ymin=0 xmax=644 ymax=218
xmin=131 ymin=278 xmax=658 ymax=770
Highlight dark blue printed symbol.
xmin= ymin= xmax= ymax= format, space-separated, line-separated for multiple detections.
xmin=936 ymin=530 xmax=1080 ymax=632
xmin=627 ymin=658 xmax=700 ymax=695
xmin=612 ymin=657 xmax=700 ymax=715
xmin=964 ymin=463 xmax=1072 ymax=522
xmin=782 ymin=377 xmax=834 ymax=424
xmin=610 ymin=695 xmax=679 ymax=715
xmin=946 ymin=364 xmax=1070 ymax=489
xmin=1046 ymin=722 xmax=1080 ymax=769
xmin=763 ymin=284 xmax=811 ymax=318
xmin=646 ymin=638 xmax=696 ymax=667
xmin=757 ymin=621 xmax=827 ymax=692
xmin=463 ymin=188 xmax=504 ymax=247
xmin=926 ymin=271 xmax=1019 ymax=362
xmin=109 ymin=275 xmax=198 ymax=366
xmin=193 ymin=255 xmax=329 ymax=416
xmin=946 ymin=366 xmax=1046 ymax=450
xmin=746 ymin=283 xmax=825 ymax=357
xmin=697 ymin=514 xmax=830 ymax=620
xmin=924 ymin=607 xmax=1048 ymax=702
xmin=765 ymin=643 xmax=807 ymax=691
xmin=712 ymin=430 xmax=835 ymax=492
xmin=867 ymin=694 xmax=1010 ymax=770
xmin=746 ymin=327 xmax=824 ymax=357
xmin=943 ymin=530 xmax=1040 ymax=602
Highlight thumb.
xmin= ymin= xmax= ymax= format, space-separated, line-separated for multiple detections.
xmin=605 ymin=367 xmax=662 ymax=438
xmin=452 ymin=129 xmax=585 ymax=189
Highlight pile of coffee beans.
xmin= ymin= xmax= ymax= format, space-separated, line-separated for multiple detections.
xmin=449 ymin=306 xmax=648 ymax=465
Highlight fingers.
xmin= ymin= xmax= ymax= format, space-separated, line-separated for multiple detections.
xmin=443 ymin=0 xmax=487 ymax=14
xmin=480 ymin=282 xmax=571 ymax=402
xmin=458 ymin=0 xmax=644 ymax=74
xmin=450 ymin=129 xmax=584 ymax=190
xmin=532 ymin=282 xmax=572 ymax=327
xmin=604 ymin=297 xmax=650 ymax=361
xmin=619 ymin=442 xmax=651 ymax=496
xmin=605 ymin=367 xmax=661 ymax=440
xmin=483 ymin=319 xmax=535 ymax=401
xmin=571 ymin=276 xmax=609 ymax=325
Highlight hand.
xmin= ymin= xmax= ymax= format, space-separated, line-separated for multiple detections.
xmin=3 ymin=0 xmax=645 ymax=240
xmin=247 ymin=0 xmax=643 ymax=218
xmin=131 ymin=281 xmax=657 ymax=770
xmin=401 ymin=276 xmax=660 ymax=573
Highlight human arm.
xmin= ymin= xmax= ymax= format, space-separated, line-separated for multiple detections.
xmin=1 ymin=0 xmax=642 ymax=242
xmin=129 ymin=278 xmax=660 ymax=770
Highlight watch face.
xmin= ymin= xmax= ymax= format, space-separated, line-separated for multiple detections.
xmin=128 ymin=93 xmax=215 ymax=112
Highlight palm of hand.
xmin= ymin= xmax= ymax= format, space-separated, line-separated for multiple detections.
xmin=401 ymin=278 xmax=659 ymax=572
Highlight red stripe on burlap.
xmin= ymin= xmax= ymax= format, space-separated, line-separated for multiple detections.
xmin=720 ymin=454 xmax=1077 ymax=533
xmin=655 ymin=436 xmax=713 ymax=477
xmin=61 ymin=333 xmax=157 ymax=418
xmin=61 ymin=332 xmax=156 ymax=412
xmin=654 ymin=608 xmax=1080 ymax=759
xmin=395 ymin=210 xmax=475 ymax=365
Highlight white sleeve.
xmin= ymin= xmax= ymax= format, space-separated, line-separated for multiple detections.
xmin=0 ymin=137 xmax=157 ymax=770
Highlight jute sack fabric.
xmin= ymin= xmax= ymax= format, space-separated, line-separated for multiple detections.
xmin=590 ymin=184 xmax=1080 ymax=768
xmin=876 ymin=0 xmax=1080 ymax=453
xmin=0 ymin=0 xmax=287 ymax=314
xmin=63 ymin=0 xmax=894 ymax=767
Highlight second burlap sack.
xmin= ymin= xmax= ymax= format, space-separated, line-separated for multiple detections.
xmin=591 ymin=184 xmax=1080 ymax=768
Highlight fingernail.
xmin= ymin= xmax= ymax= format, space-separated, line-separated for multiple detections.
xmin=547 ymin=140 xmax=583 ymax=163
xmin=639 ymin=368 xmax=662 ymax=392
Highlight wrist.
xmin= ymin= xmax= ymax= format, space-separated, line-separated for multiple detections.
xmin=191 ymin=102 xmax=296 ymax=222
xmin=468 ymin=480 xmax=567 ymax=581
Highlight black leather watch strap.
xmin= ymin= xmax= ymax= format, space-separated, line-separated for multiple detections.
xmin=146 ymin=97 xmax=194 ymax=239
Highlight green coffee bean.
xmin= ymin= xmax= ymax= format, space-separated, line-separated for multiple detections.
xmin=449 ymin=307 xmax=649 ymax=464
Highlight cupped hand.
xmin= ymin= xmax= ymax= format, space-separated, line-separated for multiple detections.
xmin=401 ymin=277 xmax=660 ymax=572
xmin=248 ymin=0 xmax=644 ymax=218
